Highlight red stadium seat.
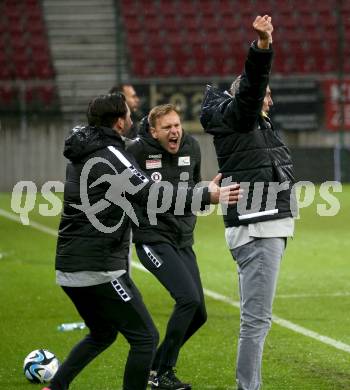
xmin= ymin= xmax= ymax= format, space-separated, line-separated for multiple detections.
xmin=4 ymin=8 xmax=21 ymax=23
xmin=181 ymin=2 xmax=196 ymax=17
xmin=176 ymin=59 xmax=195 ymax=77
xmin=127 ymin=31 xmax=145 ymax=48
xmin=344 ymin=58 xmax=350 ymax=73
xmin=9 ymin=33 xmax=27 ymax=51
xmin=295 ymin=2 xmax=313 ymax=14
xmin=0 ymin=0 xmax=58 ymax=113
xmin=25 ymin=86 xmax=35 ymax=107
xmin=36 ymin=85 xmax=57 ymax=106
xmin=25 ymin=5 xmax=42 ymax=20
xmin=121 ymin=0 xmax=138 ymax=17
xmin=156 ymin=60 xmax=176 ymax=77
xmin=219 ymin=1 xmax=234 ymax=16
xmin=146 ymin=33 xmax=165 ymax=49
xmin=220 ymin=15 xmax=240 ymax=32
xmin=35 ymin=63 xmax=54 ymax=79
xmin=24 ymin=0 xmax=39 ymax=5
xmin=14 ymin=63 xmax=33 ymax=80
xmin=25 ymin=85 xmax=56 ymax=110
xmin=150 ymin=47 xmax=167 ymax=62
xmin=30 ymin=37 xmax=49 ymax=52
xmin=161 ymin=15 xmax=178 ymax=31
xmin=143 ymin=6 xmax=157 ymax=19
xmin=12 ymin=50 xmax=31 ymax=66
xmin=181 ymin=16 xmax=201 ymax=33
xmin=26 ymin=20 xmax=45 ymax=34
xmin=0 ymin=65 xmax=13 ymax=80
xmin=131 ymin=59 xmax=153 ymax=78
xmin=217 ymin=58 xmax=239 ymax=77
xmin=158 ymin=2 xmax=177 ymax=17
xmin=277 ymin=2 xmax=294 ymax=14
xmin=200 ymin=1 xmax=217 ymax=16
xmin=319 ymin=58 xmax=337 ymax=73
xmin=0 ymin=85 xmax=17 ymax=106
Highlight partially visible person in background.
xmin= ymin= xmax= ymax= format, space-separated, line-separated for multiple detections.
xmin=109 ymin=83 xmax=142 ymax=138
xmin=109 ymin=84 xmax=144 ymax=272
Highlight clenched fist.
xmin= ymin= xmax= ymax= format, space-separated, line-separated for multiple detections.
xmin=253 ymin=15 xmax=273 ymax=49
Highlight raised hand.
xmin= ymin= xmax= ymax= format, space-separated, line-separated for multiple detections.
xmin=253 ymin=15 xmax=273 ymax=48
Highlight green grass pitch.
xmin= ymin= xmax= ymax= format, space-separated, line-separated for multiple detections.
xmin=0 ymin=185 xmax=349 ymax=389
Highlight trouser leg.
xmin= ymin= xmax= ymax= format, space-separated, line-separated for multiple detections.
xmin=178 ymin=246 xmax=207 ymax=346
xmin=136 ymin=243 xmax=206 ymax=371
xmin=50 ymin=332 xmax=116 ymax=390
xmin=231 ymin=238 xmax=285 ymax=390
xmin=49 ymin=274 xmax=158 ymax=390
xmin=116 ymin=275 xmax=159 ymax=390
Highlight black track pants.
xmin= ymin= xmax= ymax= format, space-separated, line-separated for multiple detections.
xmin=136 ymin=243 xmax=207 ymax=370
xmin=49 ymin=273 xmax=159 ymax=390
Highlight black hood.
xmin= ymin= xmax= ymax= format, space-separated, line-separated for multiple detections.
xmin=137 ymin=116 xmax=151 ymax=137
xmin=200 ymin=85 xmax=233 ymax=134
xmin=135 ymin=116 xmax=161 ymax=150
xmin=63 ymin=125 xmax=124 ymax=162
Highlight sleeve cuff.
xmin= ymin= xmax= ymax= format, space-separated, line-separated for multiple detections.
xmin=251 ymin=40 xmax=273 ymax=52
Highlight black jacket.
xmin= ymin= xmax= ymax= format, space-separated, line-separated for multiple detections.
xmin=127 ymin=119 xmax=202 ymax=248
xmin=56 ymin=125 xmax=210 ymax=272
xmin=56 ymin=125 xmax=151 ymax=272
xmin=200 ymin=42 xmax=296 ymax=227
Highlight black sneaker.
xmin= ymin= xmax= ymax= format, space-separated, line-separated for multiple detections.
xmin=151 ymin=369 xmax=191 ymax=390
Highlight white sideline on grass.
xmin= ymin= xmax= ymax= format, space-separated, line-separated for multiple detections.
xmin=1 ymin=208 xmax=350 ymax=355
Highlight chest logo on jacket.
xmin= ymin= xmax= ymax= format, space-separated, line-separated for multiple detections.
xmin=151 ymin=172 xmax=162 ymax=182
xmin=146 ymin=159 xmax=162 ymax=169
xmin=148 ymin=154 xmax=162 ymax=159
xmin=178 ymin=156 xmax=190 ymax=166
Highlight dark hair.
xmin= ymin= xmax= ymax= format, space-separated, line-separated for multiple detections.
xmin=108 ymin=84 xmax=132 ymax=94
xmin=87 ymin=93 xmax=127 ymax=128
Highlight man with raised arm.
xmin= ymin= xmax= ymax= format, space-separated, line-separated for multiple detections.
xmin=200 ymin=16 xmax=296 ymax=390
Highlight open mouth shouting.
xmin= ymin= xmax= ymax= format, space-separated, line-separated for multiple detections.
xmin=150 ymin=109 xmax=183 ymax=155
xmin=168 ymin=136 xmax=180 ymax=152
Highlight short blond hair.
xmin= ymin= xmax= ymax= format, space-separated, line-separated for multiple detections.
xmin=148 ymin=104 xmax=180 ymax=128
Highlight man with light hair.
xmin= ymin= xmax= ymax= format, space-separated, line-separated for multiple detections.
xmin=128 ymin=104 xmax=235 ymax=389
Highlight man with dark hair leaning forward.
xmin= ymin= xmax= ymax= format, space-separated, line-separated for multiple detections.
xmin=42 ymin=93 xmax=241 ymax=390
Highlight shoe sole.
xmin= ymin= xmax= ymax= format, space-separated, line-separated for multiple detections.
xmin=151 ymin=388 xmax=188 ymax=390
xmin=151 ymin=387 xmax=191 ymax=390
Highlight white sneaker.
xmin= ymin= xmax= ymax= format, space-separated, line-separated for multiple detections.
xmin=148 ymin=370 xmax=158 ymax=386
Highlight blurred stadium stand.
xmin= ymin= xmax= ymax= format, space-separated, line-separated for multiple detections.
xmin=121 ymin=0 xmax=345 ymax=78
xmin=0 ymin=0 xmax=350 ymax=189
xmin=42 ymin=0 xmax=118 ymax=113
xmin=0 ymin=0 xmax=59 ymax=113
